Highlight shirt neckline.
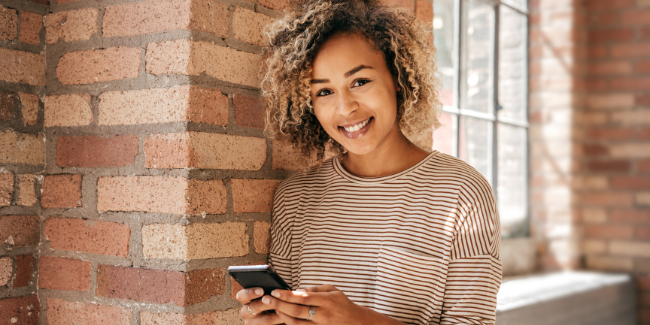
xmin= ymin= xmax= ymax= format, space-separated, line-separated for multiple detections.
xmin=332 ymin=150 xmax=439 ymax=184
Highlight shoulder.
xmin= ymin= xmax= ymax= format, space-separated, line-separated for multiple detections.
xmin=274 ymin=157 xmax=338 ymax=199
xmin=427 ymin=151 xmax=494 ymax=201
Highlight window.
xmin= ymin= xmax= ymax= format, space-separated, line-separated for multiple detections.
xmin=433 ymin=0 xmax=529 ymax=238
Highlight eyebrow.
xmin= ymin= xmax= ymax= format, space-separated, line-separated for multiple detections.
xmin=310 ymin=65 xmax=374 ymax=84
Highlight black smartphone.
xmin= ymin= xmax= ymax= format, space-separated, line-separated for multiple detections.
xmin=228 ymin=264 xmax=291 ymax=295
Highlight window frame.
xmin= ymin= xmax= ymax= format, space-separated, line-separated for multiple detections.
xmin=436 ymin=0 xmax=530 ymax=238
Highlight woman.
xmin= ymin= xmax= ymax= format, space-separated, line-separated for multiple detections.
xmin=236 ymin=0 xmax=502 ymax=324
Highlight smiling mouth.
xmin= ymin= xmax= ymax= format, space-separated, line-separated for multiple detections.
xmin=339 ymin=117 xmax=373 ymax=139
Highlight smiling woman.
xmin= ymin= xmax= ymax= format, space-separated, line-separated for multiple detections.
xmin=234 ymin=1 xmax=503 ymax=325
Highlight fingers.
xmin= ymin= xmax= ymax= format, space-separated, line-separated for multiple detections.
xmin=239 ymin=306 xmax=284 ymax=324
xmin=261 ymin=295 xmax=314 ymax=320
xmin=268 ymin=289 xmax=319 ymax=307
xmin=276 ymin=310 xmax=314 ymax=325
xmin=236 ymin=288 xmax=264 ymax=304
xmin=300 ymin=284 xmax=338 ymax=293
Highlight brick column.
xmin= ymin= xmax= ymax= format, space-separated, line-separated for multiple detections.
xmin=0 ymin=0 xmax=46 ymax=323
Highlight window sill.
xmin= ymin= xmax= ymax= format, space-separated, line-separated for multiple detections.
xmin=496 ymin=271 xmax=636 ymax=325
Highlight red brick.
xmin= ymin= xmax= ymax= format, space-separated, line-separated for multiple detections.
xmin=612 ymin=176 xmax=650 ymax=190
xmin=589 ymin=61 xmax=633 ymax=75
xmin=39 ymin=256 xmax=91 ymax=291
xmin=233 ymin=7 xmax=274 ymax=46
xmin=0 ymin=48 xmax=46 ymax=86
xmin=638 ymin=60 xmax=650 ymax=74
xmin=44 ymin=217 xmax=130 ymax=257
xmin=589 ymin=12 xmax=619 ymax=26
xmin=0 ymin=91 xmax=15 ymax=123
xmin=639 ymin=274 xmax=650 ymax=290
xmin=234 ymin=94 xmax=265 ymax=129
xmin=231 ymin=278 xmax=243 ymax=300
xmin=14 ymin=255 xmax=35 ymax=288
xmin=641 ymin=26 xmax=650 ymax=41
xmin=0 ymin=215 xmax=40 ymax=247
xmin=43 ymin=93 xmax=93 ymax=127
xmin=586 ymin=0 xmax=635 ymax=10
xmin=581 ymin=192 xmax=634 ymax=206
xmin=45 ymin=8 xmax=98 ymax=44
xmin=41 ymin=174 xmax=82 ymax=208
xmin=0 ymin=257 xmax=11 ymax=286
xmin=622 ymin=9 xmax=650 ymax=25
xmin=17 ymin=174 xmax=36 ymax=207
xmin=47 ymin=298 xmax=132 ymax=325
xmin=0 ymin=295 xmax=39 ymax=324
xmin=0 ymin=172 xmax=13 ymax=207
xmin=611 ymin=42 xmax=650 ymax=58
xmin=611 ymin=76 xmax=650 ymax=90
xmin=640 ymin=95 xmax=650 ymax=107
xmin=0 ymin=6 xmax=17 ymax=41
xmin=254 ymin=221 xmax=271 ymax=254
xmin=586 ymin=225 xmax=634 ymax=238
xmin=56 ymin=47 xmax=141 ymax=85
xmin=19 ymin=11 xmax=42 ymax=45
xmin=638 ymin=128 xmax=650 ymax=139
xmin=637 ymin=227 xmax=650 ymax=239
xmin=96 ymin=265 xmax=224 ymax=306
xmin=582 ymin=143 xmax=608 ymax=156
xmin=641 ymin=160 xmax=650 ymax=173
xmin=232 ymin=179 xmax=280 ymax=213
xmin=588 ymin=45 xmax=609 ymax=59
xmin=258 ymin=0 xmax=290 ymax=10
xmin=588 ymin=28 xmax=634 ymax=43
xmin=27 ymin=0 xmax=48 ymax=4
xmin=611 ymin=210 xmax=650 ymax=223
xmin=586 ymin=160 xmax=631 ymax=172
xmin=57 ymin=0 xmax=79 ymax=3
xmin=415 ymin=0 xmax=432 ymax=25
xmin=57 ymin=134 xmax=138 ymax=167
xmin=587 ymin=128 xmax=635 ymax=139
xmin=585 ymin=79 xmax=608 ymax=92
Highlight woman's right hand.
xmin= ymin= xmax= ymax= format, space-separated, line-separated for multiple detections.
xmin=236 ymin=287 xmax=284 ymax=324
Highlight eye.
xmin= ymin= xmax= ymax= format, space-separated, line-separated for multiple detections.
xmin=316 ymin=89 xmax=332 ymax=97
xmin=353 ymin=79 xmax=371 ymax=87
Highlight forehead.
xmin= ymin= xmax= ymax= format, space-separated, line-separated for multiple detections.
xmin=311 ymin=33 xmax=387 ymax=76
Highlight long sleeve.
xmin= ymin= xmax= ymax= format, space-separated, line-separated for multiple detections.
xmin=439 ymin=171 xmax=503 ymax=325
xmin=267 ymin=184 xmax=295 ymax=289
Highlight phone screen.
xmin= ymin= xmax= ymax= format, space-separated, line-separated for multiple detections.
xmin=228 ymin=265 xmax=290 ymax=295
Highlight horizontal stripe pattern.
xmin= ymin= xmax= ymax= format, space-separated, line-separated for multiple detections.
xmin=269 ymin=151 xmax=502 ymax=325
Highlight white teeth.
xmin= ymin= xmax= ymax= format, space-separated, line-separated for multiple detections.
xmin=343 ymin=118 xmax=370 ymax=133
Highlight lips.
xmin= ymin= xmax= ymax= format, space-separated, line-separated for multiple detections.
xmin=339 ymin=117 xmax=373 ymax=139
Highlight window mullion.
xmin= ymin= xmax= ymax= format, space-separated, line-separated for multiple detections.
xmin=492 ymin=3 xmax=499 ymax=194
xmin=452 ymin=0 xmax=462 ymax=158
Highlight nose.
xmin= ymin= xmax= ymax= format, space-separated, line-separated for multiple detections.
xmin=336 ymin=88 xmax=358 ymax=115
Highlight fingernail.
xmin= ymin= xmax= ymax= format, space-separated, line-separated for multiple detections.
xmin=255 ymin=288 xmax=263 ymax=296
xmin=262 ymin=296 xmax=271 ymax=304
xmin=272 ymin=290 xmax=280 ymax=298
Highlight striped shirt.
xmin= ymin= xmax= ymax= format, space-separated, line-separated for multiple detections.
xmin=268 ymin=151 xmax=502 ymax=325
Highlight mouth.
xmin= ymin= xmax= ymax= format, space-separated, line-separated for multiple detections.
xmin=338 ymin=117 xmax=373 ymax=139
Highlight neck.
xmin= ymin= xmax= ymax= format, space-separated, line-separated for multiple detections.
xmin=340 ymin=129 xmax=430 ymax=178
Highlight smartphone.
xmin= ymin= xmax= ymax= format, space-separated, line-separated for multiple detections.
xmin=228 ymin=264 xmax=291 ymax=295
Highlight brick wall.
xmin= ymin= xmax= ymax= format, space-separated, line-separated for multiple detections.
xmin=0 ymin=0 xmax=47 ymax=323
xmin=0 ymin=0 xmax=433 ymax=323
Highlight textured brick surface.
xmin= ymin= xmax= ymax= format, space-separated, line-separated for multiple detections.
xmin=17 ymin=174 xmax=36 ymax=207
xmin=14 ymin=255 xmax=35 ymax=288
xmin=146 ymin=39 xmax=261 ymax=87
xmin=43 ymin=93 xmax=93 ymax=127
xmin=39 ymin=256 xmax=91 ymax=291
xmin=44 ymin=217 xmax=130 ymax=257
xmin=233 ymin=7 xmax=274 ymax=46
xmin=97 ymin=176 xmax=186 ymax=214
xmin=415 ymin=0 xmax=433 ymax=24
xmin=586 ymin=93 xmax=635 ymax=110
xmin=0 ymin=6 xmax=17 ymax=41
xmin=254 ymin=221 xmax=271 ymax=254
xmin=232 ymin=179 xmax=280 ymax=213
xmin=47 ymin=298 xmax=132 ymax=325
xmin=0 ymin=91 xmax=14 ymax=122
xmin=188 ymin=179 xmax=227 ymax=215
xmin=0 ymin=215 xmax=39 ymax=247
xmin=19 ymin=11 xmax=41 ymax=45
xmin=0 ymin=295 xmax=39 ymax=324
xmin=144 ymin=132 xmax=267 ymax=170
xmin=57 ymin=47 xmax=141 ymax=85
xmin=57 ymin=134 xmax=138 ymax=167
xmin=104 ymin=0 xmax=228 ymax=38
xmin=0 ymin=257 xmax=11 ymax=286
xmin=143 ymin=223 xmax=248 ymax=259
xmin=45 ymin=8 xmax=98 ymax=44
xmin=586 ymin=256 xmax=634 ymax=271
xmin=140 ymin=308 xmax=243 ymax=325
xmin=41 ymin=174 xmax=82 ymax=208
xmin=18 ymin=92 xmax=38 ymax=126
xmin=258 ymin=0 xmax=290 ymax=10
xmin=0 ymin=48 xmax=46 ymax=86
xmin=272 ymin=140 xmax=303 ymax=171
xmin=96 ymin=265 xmax=224 ymax=306
xmin=0 ymin=172 xmax=14 ymax=207
xmin=98 ymin=86 xmax=228 ymax=126
xmin=233 ymin=94 xmax=265 ymax=129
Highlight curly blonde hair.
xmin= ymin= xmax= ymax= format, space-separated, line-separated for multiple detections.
xmin=261 ymin=0 xmax=441 ymax=167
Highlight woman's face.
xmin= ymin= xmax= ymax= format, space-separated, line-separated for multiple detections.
xmin=310 ymin=33 xmax=400 ymax=156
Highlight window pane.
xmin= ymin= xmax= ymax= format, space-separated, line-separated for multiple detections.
xmin=498 ymin=123 xmax=527 ymax=237
xmin=501 ymin=0 xmax=528 ymax=12
xmin=459 ymin=116 xmax=492 ymax=185
xmin=433 ymin=111 xmax=456 ymax=156
xmin=498 ymin=5 xmax=528 ymax=122
xmin=460 ymin=0 xmax=494 ymax=114
xmin=433 ymin=0 xmax=456 ymax=107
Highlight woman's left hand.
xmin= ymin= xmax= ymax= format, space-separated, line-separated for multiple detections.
xmin=260 ymin=284 xmax=368 ymax=325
